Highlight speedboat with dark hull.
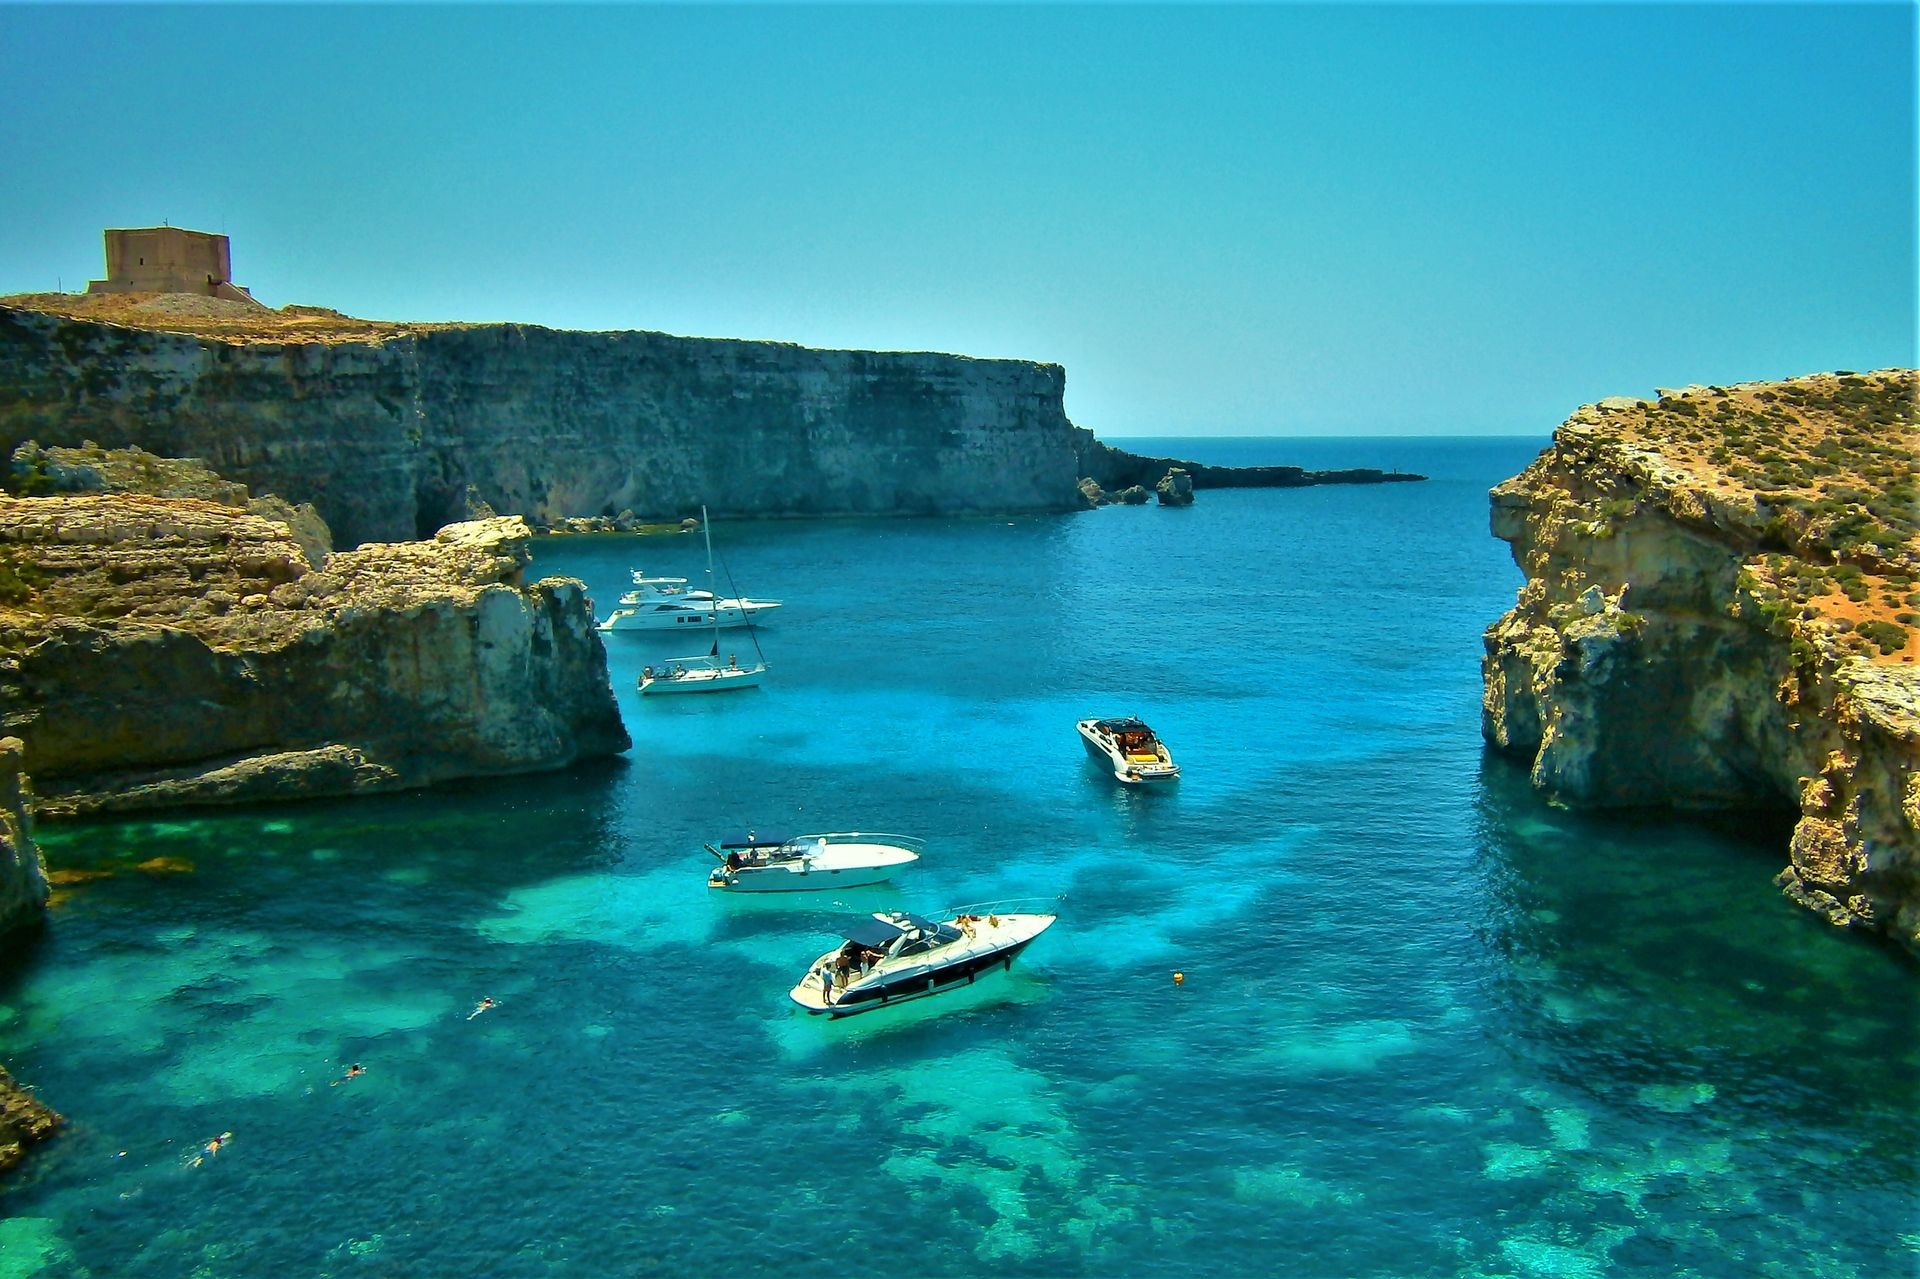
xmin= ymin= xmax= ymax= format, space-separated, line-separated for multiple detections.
xmin=790 ymin=909 xmax=1055 ymax=1017
xmin=706 ymin=831 xmax=921 ymax=892
xmin=1076 ymin=716 xmax=1180 ymax=785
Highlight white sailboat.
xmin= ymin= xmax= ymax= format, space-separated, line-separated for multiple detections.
xmin=638 ymin=507 xmax=769 ymax=696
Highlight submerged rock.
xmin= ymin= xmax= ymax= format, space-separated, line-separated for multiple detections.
xmin=1483 ymin=369 xmax=1919 ymax=952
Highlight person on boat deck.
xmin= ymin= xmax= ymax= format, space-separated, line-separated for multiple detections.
xmin=728 ymin=653 xmax=738 ymax=670
xmin=726 ymin=851 xmax=744 ymax=870
xmin=817 ymin=963 xmax=835 ymax=1002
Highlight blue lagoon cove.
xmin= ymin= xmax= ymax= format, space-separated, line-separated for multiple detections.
xmin=1 ymin=438 xmax=1913 ymax=1279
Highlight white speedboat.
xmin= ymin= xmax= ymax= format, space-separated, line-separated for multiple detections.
xmin=1077 ymin=716 xmax=1180 ymax=785
xmin=639 ymin=654 xmax=765 ymax=695
xmin=597 ymin=573 xmax=781 ymax=633
xmin=790 ymin=908 xmax=1055 ymax=1018
xmin=706 ymin=831 xmax=922 ymax=892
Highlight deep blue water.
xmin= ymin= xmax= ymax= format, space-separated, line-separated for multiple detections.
xmin=1 ymin=437 xmax=1915 ymax=1278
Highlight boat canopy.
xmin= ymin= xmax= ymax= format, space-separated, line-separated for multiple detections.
xmin=719 ymin=831 xmax=792 ymax=850
xmin=1094 ymin=717 xmax=1153 ymax=733
xmin=840 ymin=911 xmax=940 ymax=947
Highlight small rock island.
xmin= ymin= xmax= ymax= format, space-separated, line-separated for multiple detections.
xmin=1483 ymin=371 xmax=1919 ymax=953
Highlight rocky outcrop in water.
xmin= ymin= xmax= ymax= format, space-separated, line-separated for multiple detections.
xmin=0 ymin=494 xmax=629 ymax=814
xmin=1483 ymin=371 xmax=1919 ymax=952
xmin=0 ymin=1064 xmax=60 ymax=1178
xmin=1155 ymin=468 xmax=1195 ymax=506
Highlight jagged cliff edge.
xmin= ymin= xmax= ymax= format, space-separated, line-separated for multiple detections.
xmin=1482 ymin=371 xmax=1919 ymax=953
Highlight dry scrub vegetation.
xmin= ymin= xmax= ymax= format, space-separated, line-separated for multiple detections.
xmin=1594 ymin=370 xmax=1917 ymax=662
xmin=0 ymin=292 xmax=457 ymax=344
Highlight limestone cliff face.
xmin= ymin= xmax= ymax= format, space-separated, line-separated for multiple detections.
xmin=0 ymin=498 xmax=629 ymax=813
xmin=0 ymin=305 xmax=1079 ymax=546
xmin=0 ymin=736 xmax=47 ymax=937
xmin=1483 ymin=371 xmax=1919 ymax=952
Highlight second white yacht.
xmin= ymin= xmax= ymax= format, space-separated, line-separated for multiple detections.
xmin=706 ymin=831 xmax=922 ymax=892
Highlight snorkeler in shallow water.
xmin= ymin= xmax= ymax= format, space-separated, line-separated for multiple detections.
xmin=468 ymin=997 xmax=497 ymax=1020
xmin=331 ymin=1063 xmax=366 ymax=1086
xmin=189 ymin=1131 xmax=233 ymax=1167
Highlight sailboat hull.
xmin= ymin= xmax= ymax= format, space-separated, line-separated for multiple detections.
xmin=639 ymin=665 xmax=765 ymax=695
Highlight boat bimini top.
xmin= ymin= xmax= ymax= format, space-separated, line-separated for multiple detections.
xmin=841 ymin=911 xmax=963 ymax=953
xmin=1093 ymin=717 xmax=1153 ymax=735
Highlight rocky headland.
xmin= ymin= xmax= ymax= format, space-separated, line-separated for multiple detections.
xmin=1072 ymin=429 xmax=1425 ymax=498
xmin=0 ymin=486 xmax=628 ymax=816
xmin=1482 ymin=370 xmax=1919 ymax=952
xmin=0 ymin=294 xmax=1422 ymax=547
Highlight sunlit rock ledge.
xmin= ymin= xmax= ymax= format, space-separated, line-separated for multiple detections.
xmin=0 ymin=496 xmax=630 ymax=819
xmin=1483 ymin=370 xmax=1919 ymax=953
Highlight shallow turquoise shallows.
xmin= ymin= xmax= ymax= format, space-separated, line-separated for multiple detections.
xmin=2 ymin=438 xmax=1914 ymax=1279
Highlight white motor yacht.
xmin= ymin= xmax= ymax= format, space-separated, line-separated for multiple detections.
xmin=789 ymin=908 xmax=1055 ymax=1017
xmin=706 ymin=831 xmax=921 ymax=892
xmin=597 ymin=573 xmax=781 ymax=633
xmin=1077 ymin=716 xmax=1180 ymax=785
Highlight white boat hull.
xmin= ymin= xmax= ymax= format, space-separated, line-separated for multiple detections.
xmin=790 ymin=913 xmax=1054 ymax=1017
xmin=640 ymin=664 xmax=765 ymax=694
xmin=710 ymin=841 xmax=919 ymax=892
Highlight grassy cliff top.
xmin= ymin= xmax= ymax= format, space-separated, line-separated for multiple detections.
xmin=1576 ymin=368 xmax=1917 ymax=663
xmin=0 ymin=292 xmax=452 ymax=343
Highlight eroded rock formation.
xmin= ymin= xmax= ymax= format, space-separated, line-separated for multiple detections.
xmin=0 ymin=736 xmax=46 ymax=937
xmin=0 ymin=496 xmax=629 ymax=814
xmin=1483 ymin=371 xmax=1919 ymax=952
xmin=0 ymin=1064 xmax=60 ymax=1178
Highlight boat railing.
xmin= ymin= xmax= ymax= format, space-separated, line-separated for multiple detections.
xmin=938 ymin=895 xmax=1064 ymax=919
xmin=798 ymin=832 xmax=927 ymax=853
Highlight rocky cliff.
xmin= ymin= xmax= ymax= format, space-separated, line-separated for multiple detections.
xmin=1483 ymin=370 xmax=1919 ymax=952
xmin=0 ymin=299 xmax=1081 ymax=547
xmin=0 ymin=495 xmax=629 ymax=814
xmin=0 ymin=736 xmax=46 ymax=937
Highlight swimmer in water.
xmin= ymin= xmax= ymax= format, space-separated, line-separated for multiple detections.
xmin=331 ymin=1063 xmax=366 ymax=1086
xmin=189 ymin=1132 xmax=233 ymax=1167
xmin=468 ymin=997 xmax=497 ymax=1020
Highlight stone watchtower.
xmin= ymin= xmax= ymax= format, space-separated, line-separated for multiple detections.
xmin=86 ymin=226 xmax=257 ymax=302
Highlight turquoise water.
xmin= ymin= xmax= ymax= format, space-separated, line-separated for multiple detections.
xmin=2 ymin=437 xmax=1915 ymax=1278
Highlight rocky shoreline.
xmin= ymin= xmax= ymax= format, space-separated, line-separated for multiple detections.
xmin=1482 ymin=371 xmax=1918 ymax=953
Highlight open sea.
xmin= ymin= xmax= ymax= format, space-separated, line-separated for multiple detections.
xmin=1 ymin=436 xmax=1915 ymax=1279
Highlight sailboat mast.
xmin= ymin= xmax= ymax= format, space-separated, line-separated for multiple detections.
xmin=703 ymin=505 xmax=721 ymax=656
xmin=702 ymin=505 xmax=716 ymax=617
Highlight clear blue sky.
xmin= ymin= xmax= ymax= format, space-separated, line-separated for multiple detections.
xmin=2 ymin=4 xmax=1912 ymax=436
